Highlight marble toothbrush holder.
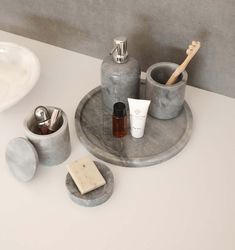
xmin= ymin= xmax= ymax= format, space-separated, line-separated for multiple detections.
xmin=145 ymin=62 xmax=188 ymax=120
xmin=23 ymin=106 xmax=71 ymax=166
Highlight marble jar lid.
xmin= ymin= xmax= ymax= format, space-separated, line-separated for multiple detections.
xmin=5 ymin=137 xmax=38 ymax=182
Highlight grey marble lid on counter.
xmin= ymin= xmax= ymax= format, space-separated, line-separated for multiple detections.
xmin=5 ymin=137 xmax=38 ymax=181
xmin=75 ymin=86 xmax=193 ymax=167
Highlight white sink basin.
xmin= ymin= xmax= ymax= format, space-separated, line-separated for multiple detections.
xmin=0 ymin=42 xmax=40 ymax=112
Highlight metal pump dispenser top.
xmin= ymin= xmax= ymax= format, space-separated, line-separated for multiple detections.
xmin=110 ymin=36 xmax=128 ymax=64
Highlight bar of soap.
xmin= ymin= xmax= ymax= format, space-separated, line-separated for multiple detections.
xmin=67 ymin=157 xmax=106 ymax=195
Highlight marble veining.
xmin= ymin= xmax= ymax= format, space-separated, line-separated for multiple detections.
xmin=24 ymin=107 xmax=71 ymax=166
xmin=75 ymin=86 xmax=193 ymax=167
xmin=5 ymin=137 xmax=38 ymax=182
xmin=146 ymin=62 xmax=187 ymax=120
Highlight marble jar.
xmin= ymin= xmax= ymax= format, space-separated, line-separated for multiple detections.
xmin=145 ymin=62 xmax=188 ymax=120
xmin=24 ymin=106 xmax=71 ymax=166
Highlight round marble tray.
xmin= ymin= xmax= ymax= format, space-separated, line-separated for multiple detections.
xmin=75 ymin=86 xmax=193 ymax=167
xmin=65 ymin=161 xmax=114 ymax=207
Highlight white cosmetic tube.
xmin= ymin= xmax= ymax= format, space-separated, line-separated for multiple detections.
xmin=128 ymin=98 xmax=151 ymax=138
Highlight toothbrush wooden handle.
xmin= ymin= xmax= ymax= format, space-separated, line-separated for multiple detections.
xmin=166 ymin=41 xmax=200 ymax=85
xmin=166 ymin=66 xmax=183 ymax=85
xmin=166 ymin=55 xmax=192 ymax=85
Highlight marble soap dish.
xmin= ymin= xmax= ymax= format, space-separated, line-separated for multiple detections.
xmin=65 ymin=161 xmax=114 ymax=207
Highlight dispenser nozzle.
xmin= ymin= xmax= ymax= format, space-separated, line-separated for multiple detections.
xmin=110 ymin=36 xmax=128 ymax=63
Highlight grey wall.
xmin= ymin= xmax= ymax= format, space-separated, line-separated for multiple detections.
xmin=0 ymin=0 xmax=234 ymax=98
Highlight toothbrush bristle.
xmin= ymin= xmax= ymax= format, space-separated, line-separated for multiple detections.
xmin=186 ymin=49 xmax=191 ymax=55
xmin=186 ymin=41 xmax=201 ymax=55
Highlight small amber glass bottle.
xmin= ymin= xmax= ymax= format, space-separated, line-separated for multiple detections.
xmin=112 ymin=102 xmax=127 ymax=138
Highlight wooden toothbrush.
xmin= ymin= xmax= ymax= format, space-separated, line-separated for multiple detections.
xmin=166 ymin=41 xmax=201 ymax=85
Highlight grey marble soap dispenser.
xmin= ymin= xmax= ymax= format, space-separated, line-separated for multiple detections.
xmin=101 ymin=36 xmax=141 ymax=111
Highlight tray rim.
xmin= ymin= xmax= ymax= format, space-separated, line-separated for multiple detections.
xmin=75 ymin=86 xmax=193 ymax=167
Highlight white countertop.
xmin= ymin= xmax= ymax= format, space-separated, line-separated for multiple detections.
xmin=0 ymin=30 xmax=235 ymax=250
